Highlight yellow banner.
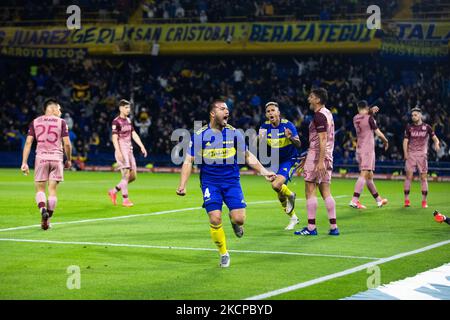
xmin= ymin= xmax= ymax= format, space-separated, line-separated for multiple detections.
xmin=0 ymin=22 xmax=447 ymax=55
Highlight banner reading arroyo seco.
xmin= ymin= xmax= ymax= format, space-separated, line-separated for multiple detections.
xmin=0 ymin=21 xmax=447 ymax=56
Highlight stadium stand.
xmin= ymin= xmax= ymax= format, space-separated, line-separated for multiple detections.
xmin=1 ymin=54 xmax=448 ymax=170
xmin=0 ymin=0 xmax=401 ymax=25
xmin=0 ymin=1 xmax=448 ymax=175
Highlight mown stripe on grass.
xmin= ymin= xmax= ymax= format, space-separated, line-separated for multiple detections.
xmin=0 ymin=195 xmax=348 ymax=232
xmin=0 ymin=237 xmax=379 ymax=260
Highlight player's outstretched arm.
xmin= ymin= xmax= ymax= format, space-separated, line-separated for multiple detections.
xmin=112 ymin=133 xmax=124 ymax=163
xmin=62 ymin=136 xmax=72 ymax=169
xmin=132 ymin=131 xmax=147 ymax=157
xmin=375 ymin=128 xmax=389 ymax=151
xmin=21 ymin=135 xmax=34 ymax=175
xmin=177 ymin=155 xmax=194 ymax=196
xmin=403 ymin=138 xmax=409 ymax=160
xmin=245 ymin=150 xmax=276 ymax=181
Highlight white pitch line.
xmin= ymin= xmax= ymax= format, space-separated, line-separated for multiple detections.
xmin=0 ymin=195 xmax=348 ymax=233
xmin=245 ymin=239 xmax=450 ymax=300
xmin=0 ymin=238 xmax=379 ymax=260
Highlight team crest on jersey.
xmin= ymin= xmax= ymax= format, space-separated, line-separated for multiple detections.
xmin=112 ymin=125 xmax=116 ymax=130
xmin=422 ymin=125 xmax=426 ymax=130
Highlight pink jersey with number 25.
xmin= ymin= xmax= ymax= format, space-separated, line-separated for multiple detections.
xmin=27 ymin=115 xmax=69 ymax=161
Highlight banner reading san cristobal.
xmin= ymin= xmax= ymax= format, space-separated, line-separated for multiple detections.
xmin=0 ymin=21 xmax=447 ymax=55
xmin=0 ymin=22 xmax=380 ymax=55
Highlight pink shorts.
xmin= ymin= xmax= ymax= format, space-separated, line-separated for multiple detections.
xmin=115 ymin=150 xmax=137 ymax=172
xmin=302 ymin=157 xmax=333 ymax=184
xmin=356 ymin=150 xmax=375 ymax=171
xmin=405 ymin=154 xmax=428 ymax=174
xmin=34 ymin=157 xmax=64 ymax=182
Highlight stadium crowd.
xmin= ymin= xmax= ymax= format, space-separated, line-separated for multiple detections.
xmin=0 ymin=0 xmax=399 ymax=24
xmin=1 ymin=53 xmax=449 ymax=167
xmin=141 ymin=0 xmax=399 ymax=22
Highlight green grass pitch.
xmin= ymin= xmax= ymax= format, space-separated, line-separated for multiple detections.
xmin=0 ymin=168 xmax=449 ymax=300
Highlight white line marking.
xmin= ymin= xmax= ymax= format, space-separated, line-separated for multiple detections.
xmin=0 ymin=238 xmax=379 ymax=260
xmin=0 ymin=195 xmax=348 ymax=233
xmin=245 ymin=239 xmax=450 ymax=300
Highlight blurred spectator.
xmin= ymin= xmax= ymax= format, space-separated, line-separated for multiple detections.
xmin=199 ymin=10 xmax=207 ymax=23
xmin=64 ymin=113 xmax=74 ymax=130
xmin=134 ymin=109 xmax=152 ymax=139
xmin=175 ymin=4 xmax=185 ymax=18
xmin=263 ymin=1 xmax=274 ymax=16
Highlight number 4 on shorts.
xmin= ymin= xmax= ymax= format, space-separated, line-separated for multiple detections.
xmin=204 ymin=188 xmax=210 ymax=199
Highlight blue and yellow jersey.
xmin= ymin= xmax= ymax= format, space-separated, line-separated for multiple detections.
xmin=260 ymin=119 xmax=299 ymax=162
xmin=188 ymin=124 xmax=246 ymax=181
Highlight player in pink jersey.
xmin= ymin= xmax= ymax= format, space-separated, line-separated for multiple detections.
xmin=108 ymin=99 xmax=147 ymax=207
xmin=21 ymin=99 xmax=72 ymax=230
xmin=403 ymin=107 xmax=440 ymax=208
xmin=295 ymin=88 xmax=339 ymax=236
xmin=349 ymin=100 xmax=389 ymax=209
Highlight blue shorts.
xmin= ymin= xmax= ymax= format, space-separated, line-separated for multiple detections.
xmin=275 ymin=158 xmax=301 ymax=184
xmin=200 ymin=180 xmax=246 ymax=213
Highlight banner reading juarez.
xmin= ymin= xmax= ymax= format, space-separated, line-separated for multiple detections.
xmin=0 ymin=21 xmax=447 ymax=56
xmin=0 ymin=22 xmax=380 ymax=55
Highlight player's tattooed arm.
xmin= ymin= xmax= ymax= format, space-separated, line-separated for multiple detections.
xmin=21 ymin=135 xmax=34 ymax=175
xmin=132 ymin=131 xmax=148 ymax=157
xmin=177 ymin=155 xmax=194 ymax=196
xmin=245 ymin=150 xmax=276 ymax=181
xmin=112 ymin=133 xmax=124 ymax=163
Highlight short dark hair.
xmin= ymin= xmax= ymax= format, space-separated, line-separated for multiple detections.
xmin=209 ymin=99 xmax=226 ymax=113
xmin=411 ymin=107 xmax=422 ymax=113
xmin=43 ymin=98 xmax=58 ymax=112
xmin=119 ymin=99 xmax=131 ymax=107
xmin=357 ymin=100 xmax=369 ymax=109
xmin=311 ymin=88 xmax=328 ymax=105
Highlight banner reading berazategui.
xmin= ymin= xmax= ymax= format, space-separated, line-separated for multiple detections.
xmin=0 ymin=21 xmax=383 ymax=55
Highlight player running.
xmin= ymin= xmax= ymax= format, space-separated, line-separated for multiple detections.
xmin=21 ymin=98 xmax=72 ymax=230
xmin=108 ymin=99 xmax=147 ymax=207
xmin=176 ymin=100 xmax=276 ymax=268
xmin=349 ymin=101 xmax=389 ymax=209
xmin=259 ymin=101 xmax=302 ymax=230
xmin=295 ymin=88 xmax=339 ymax=236
xmin=403 ymin=107 xmax=440 ymax=208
